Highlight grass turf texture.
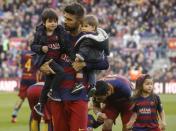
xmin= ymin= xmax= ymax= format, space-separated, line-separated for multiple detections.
xmin=0 ymin=92 xmax=175 ymax=131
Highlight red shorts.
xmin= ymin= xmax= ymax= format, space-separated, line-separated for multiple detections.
xmin=18 ymin=80 xmax=36 ymax=100
xmin=49 ymin=100 xmax=88 ymax=131
xmin=27 ymin=84 xmax=51 ymax=122
xmin=102 ymin=101 xmax=132 ymax=125
xmin=18 ymin=84 xmax=28 ymax=100
xmin=133 ymin=127 xmax=161 ymax=131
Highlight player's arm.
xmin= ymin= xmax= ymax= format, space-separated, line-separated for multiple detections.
xmin=72 ymin=56 xmax=109 ymax=72
xmin=92 ymin=97 xmax=101 ymax=114
xmin=156 ymin=95 xmax=166 ymax=130
xmin=126 ymin=101 xmax=138 ymax=130
xmin=31 ymin=31 xmax=44 ymax=54
xmin=158 ymin=110 xmax=166 ymax=131
xmin=126 ymin=112 xmax=137 ymax=130
xmin=92 ymin=97 xmax=107 ymax=123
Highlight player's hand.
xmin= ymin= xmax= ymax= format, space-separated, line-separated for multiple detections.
xmin=40 ymin=59 xmax=55 ymax=75
xmin=42 ymin=46 xmax=48 ymax=53
xmin=160 ymin=121 xmax=166 ymax=131
xmin=75 ymin=57 xmax=80 ymax=62
xmin=96 ymin=112 xmax=107 ymax=123
xmin=126 ymin=121 xmax=133 ymax=130
xmin=72 ymin=61 xmax=86 ymax=71
xmin=87 ymin=127 xmax=93 ymax=131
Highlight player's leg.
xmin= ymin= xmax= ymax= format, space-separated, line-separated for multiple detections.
xmin=47 ymin=61 xmax=64 ymax=101
xmin=120 ymin=101 xmax=133 ymax=131
xmin=66 ymin=100 xmax=88 ymax=131
xmin=34 ymin=76 xmax=53 ymax=116
xmin=49 ymin=100 xmax=68 ymax=131
xmin=27 ymin=92 xmax=40 ymax=131
xmin=11 ymin=84 xmax=28 ymax=123
xmin=43 ymin=101 xmax=53 ymax=131
xmin=11 ymin=98 xmax=24 ymax=123
xmin=102 ymin=106 xmax=119 ymax=131
xmin=87 ymin=71 xmax=96 ymax=97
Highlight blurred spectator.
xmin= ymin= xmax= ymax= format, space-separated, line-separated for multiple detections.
xmin=0 ymin=0 xmax=176 ymax=82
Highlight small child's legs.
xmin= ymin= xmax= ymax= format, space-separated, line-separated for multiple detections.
xmin=34 ymin=75 xmax=53 ymax=116
xmin=47 ymin=61 xmax=65 ymax=101
xmin=34 ymin=61 xmax=64 ymax=115
xmin=87 ymin=71 xmax=96 ymax=97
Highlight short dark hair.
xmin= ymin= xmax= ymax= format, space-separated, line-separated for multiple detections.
xmin=95 ymin=81 xmax=109 ymax=96
xmin=41 ymin=8 xmax=58 ymax=23
xmin=64 ymin=2 xmax=85 ymax=19
xmin=83 ymin=15 xmax=99 ymax=30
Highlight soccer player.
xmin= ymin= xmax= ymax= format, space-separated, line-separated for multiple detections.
xmin=92 ymin=74 xmax=133 ymax=131
xmin=11 ymin=48 xmax=38 ymax=123
xmin=27 ymin=82 xmax=53 ymax=131
xmin=126 ymin=74 xmax=166 ymax=131
xmin=40 ymin=3 xmax=109 ymax=131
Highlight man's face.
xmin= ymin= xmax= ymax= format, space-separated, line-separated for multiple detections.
xmin=94 ymin=94 xmax=108 ymax=103
xmin=63 ymin=12 xmax=80 ymax=32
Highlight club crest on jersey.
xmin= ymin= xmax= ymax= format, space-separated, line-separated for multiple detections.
xmin=48 ymin=43 xmax=60 ymax=49
xmin=139 ymin=108 xmax=151 ymax=114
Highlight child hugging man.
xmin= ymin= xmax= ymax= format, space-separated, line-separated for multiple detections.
xmin=31 ymin=8 xmax=66 ymax=116
xmin=71 ymin=15 xmax=109 ymax=95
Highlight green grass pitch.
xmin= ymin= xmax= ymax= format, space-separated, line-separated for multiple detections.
xmin=0 ymin=92 xmax=176 ymax=131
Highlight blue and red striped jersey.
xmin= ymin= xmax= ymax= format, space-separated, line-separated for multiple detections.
xmin=53 ymin=31 xmax=109 ymax=101
xmin=44 ymin=34 xmax=62 ymax=62
xmin=21 ymin=50 xmax=37 ymax=81
xmin=101 ymin=75 xmax=132 ymax=105
xmin=54 ymin=32 xmax=89 ymax=101
xmin=132 ymin=94 xmax=163 ymax=128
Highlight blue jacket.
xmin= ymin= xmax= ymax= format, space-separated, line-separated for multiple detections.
xmin=31 ymin=24 xmax=66 ymax=68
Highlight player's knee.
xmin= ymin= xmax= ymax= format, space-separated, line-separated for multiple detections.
xmin=102 ymin=119 xmax=113 ymax=130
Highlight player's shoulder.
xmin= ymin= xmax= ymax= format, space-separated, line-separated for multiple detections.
xmin=101 ymin=74 xmax=129 ymax=82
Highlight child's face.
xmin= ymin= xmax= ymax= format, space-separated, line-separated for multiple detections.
xmin=142 ymin=78 xmax=154 ymax=94
xmin=81 ymin=22 xmax=95 ymax=32
xmin=44 ymin=19 xmax=58 ymax=31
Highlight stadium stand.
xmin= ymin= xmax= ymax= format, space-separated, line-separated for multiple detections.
xmin=0 ymin=0 xmax=176 ymax=81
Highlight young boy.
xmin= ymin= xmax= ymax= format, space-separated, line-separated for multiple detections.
xmin=71 ymin=15 xmax=109 ymax=95
xmin=31 ymin=8 xmax=66 ymax=116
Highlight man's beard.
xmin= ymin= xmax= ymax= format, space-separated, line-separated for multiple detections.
xmin=64 ymin=24 xmax=77 ymax=32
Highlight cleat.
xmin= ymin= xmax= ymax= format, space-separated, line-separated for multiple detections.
xmin=11 ymin=117 xmax=17 ymax=123
xmin=34 ymin=103 xmax=44 ymax=116
xmin=71 ymin=83 xmax=85 ymax=94
xmin=47 ymin=91 xmax=61 ymax=101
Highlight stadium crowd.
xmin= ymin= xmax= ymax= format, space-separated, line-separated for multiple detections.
xmin=0 ymin=0 xmax=176 ymax=81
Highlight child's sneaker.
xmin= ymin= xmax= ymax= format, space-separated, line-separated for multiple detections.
xmin=34 ymin=103 xmax=44 ymax=116
xmin=47 ymin=90 xmax=61 ymax=101
xmin=71 ymin=83 xmax=85 ymax=94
